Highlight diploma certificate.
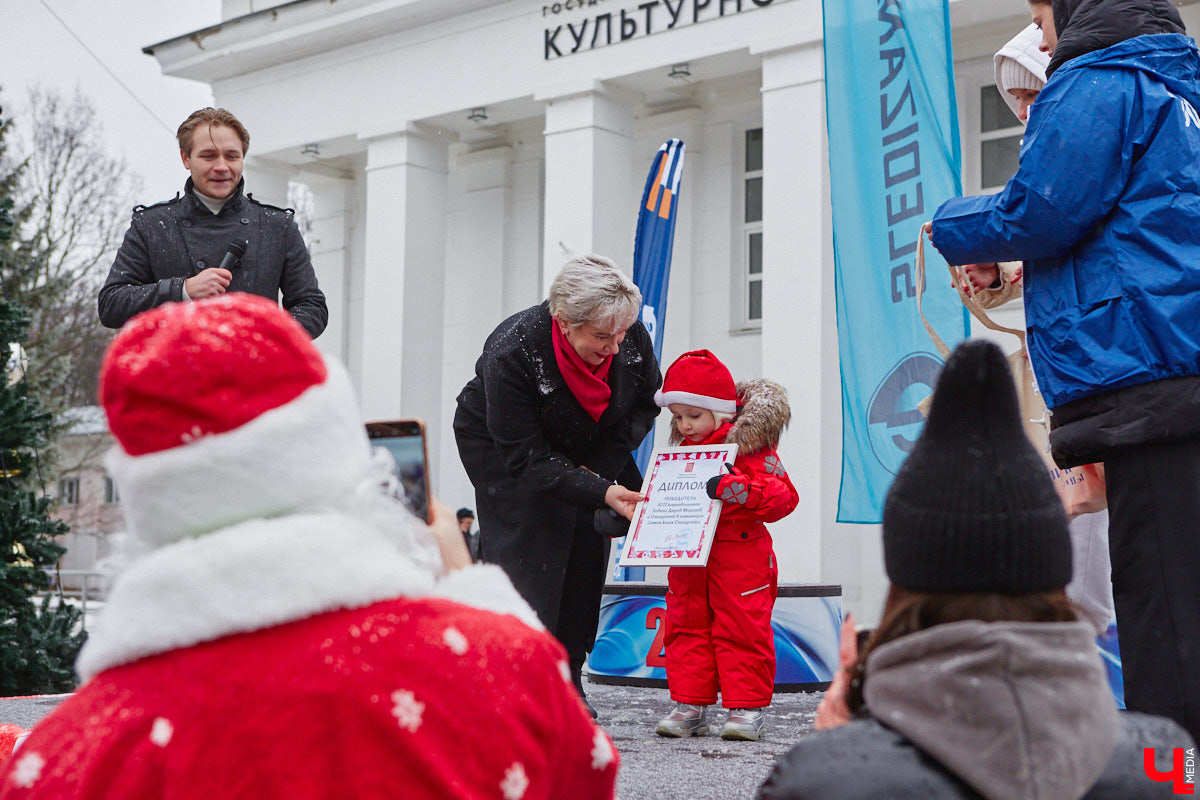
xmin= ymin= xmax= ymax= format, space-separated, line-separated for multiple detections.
xmin=618 ymin=444 xmax=738 ymax=567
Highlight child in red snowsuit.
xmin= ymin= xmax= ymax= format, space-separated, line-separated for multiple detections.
xmin=652 ymin=349 xmax=798 ymax=741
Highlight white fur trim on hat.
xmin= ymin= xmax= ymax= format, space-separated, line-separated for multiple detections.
xmin=106 ymin=359 xmax=369 ymax=551
xmin=77 ymin=513 xmax=542 ymax=680
xmin=654 ymin=388 xmax=738 ymax=415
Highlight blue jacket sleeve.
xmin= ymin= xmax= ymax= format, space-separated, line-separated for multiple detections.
xmin=931 ymin=70 xmax=1132 ymax=266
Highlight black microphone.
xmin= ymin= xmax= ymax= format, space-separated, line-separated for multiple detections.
xmin=217 ymin=239 xmax=248 ymax=271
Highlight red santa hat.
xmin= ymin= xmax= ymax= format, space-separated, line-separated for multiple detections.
xmin=99 ymin=295 xmax=372 ymax=549
xmin=101 ymin=294 xmax=327 ymax=456
xmin=654 ymin=349 xmax=737 ymax=414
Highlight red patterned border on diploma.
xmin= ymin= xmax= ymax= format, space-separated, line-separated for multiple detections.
xmin=625 ymin=449 xmax=726 ymax=560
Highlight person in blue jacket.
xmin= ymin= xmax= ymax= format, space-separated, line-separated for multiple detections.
xmin=928 ymin=0 xmax=1200 ymax=743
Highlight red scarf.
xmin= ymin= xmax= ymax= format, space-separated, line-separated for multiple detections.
xmin=551 ymin=322 xmax=613 ymax=422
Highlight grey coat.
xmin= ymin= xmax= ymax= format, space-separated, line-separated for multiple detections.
xmin=98 ymin=179 xmax=327 ymax=338
xmin=758 ymin=621 xmax=1194 ymax=800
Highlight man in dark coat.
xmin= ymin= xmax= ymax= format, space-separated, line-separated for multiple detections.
xmin=98 ymin=108 xmax=327 ymax=339
xmin=454 ymin=256 xmax=661 ymax=714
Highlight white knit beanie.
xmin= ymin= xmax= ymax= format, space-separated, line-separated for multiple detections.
xmin=998 ymin=56 xmax=1045 ymax=94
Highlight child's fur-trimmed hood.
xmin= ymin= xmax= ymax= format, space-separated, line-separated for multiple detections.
xmin=669 ymin=378 xmax=791 ymax=453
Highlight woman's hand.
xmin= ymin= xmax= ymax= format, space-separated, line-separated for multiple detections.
xmin=604 ymin=484 xmax=644 ymax=520
xmin=815 ymin=613 xmax=859 ymax=731
xmin=428 ymin=499 xmax=472 ymax=573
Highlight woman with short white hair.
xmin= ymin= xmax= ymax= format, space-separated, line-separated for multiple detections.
xmin=454 ymin=254 xmax=662 ymax=717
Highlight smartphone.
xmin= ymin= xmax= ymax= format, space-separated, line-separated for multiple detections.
xmin=365 ymin=419 xmax=431 ymax=523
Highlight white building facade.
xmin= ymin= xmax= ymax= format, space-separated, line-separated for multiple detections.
xmin=146 ymin=0 xmax=1200 ymax=624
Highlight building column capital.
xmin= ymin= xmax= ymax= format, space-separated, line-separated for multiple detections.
xmin=756 ymin=40 xmax=825 ymax=93
xmin=364 ymin=124 xmax=450 ymax=174
xmin=537 ymin=82 xmax=636 ymax=138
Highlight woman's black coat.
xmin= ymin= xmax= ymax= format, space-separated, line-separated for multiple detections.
xmin=453 ymin=301 xmax=661 ymax=631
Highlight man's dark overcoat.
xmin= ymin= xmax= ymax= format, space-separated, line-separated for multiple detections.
xmin=99 ymin=178 xmax=327 ymax=338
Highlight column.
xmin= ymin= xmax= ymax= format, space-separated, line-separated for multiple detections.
xmin=537 ymin=82 xmax=636 ymax=288
xmin=439 ymin=145 xmax=512 ymax=510
xmin=358 ymin=126 xmax=449 ymax=471
xmin=241 ymin=158 xmax=291 ymax=208
xmin=301 ymin=173 xmax=351 ymax=364
xmin=757 ymin=43 xmax=835 ymax=585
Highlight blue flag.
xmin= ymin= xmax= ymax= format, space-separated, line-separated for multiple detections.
xmin=614 ymin=138 xmax=685 ymax=582
xmin=632 ymin=138 xmax=685 ymax=474
xmin=823 ymin=0 xmax=968 ymax=522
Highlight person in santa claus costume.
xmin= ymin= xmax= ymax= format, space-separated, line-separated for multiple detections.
xmin=0 ymin=294 xmax=618 ymax=800
xmin=652 ymin=350 xmax=798 ymax=741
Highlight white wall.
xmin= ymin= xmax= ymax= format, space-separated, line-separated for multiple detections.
xmin=159 ymin=0 xmax=1152 ymax=627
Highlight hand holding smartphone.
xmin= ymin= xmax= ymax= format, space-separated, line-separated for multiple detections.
xmin=366 ymin=419 xmax=431 ymax=523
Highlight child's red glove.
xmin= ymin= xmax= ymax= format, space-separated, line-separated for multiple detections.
xmin=706 ymin=463 xmax=749 ymax=504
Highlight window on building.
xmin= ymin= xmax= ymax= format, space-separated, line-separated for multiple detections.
xmin=59 ymin=477 xmax=79 ymax=506
xmin=741 ymin=127 xmax=764 ymax=328
xmin=979 ymin=85 xmax=1022 ymax=191
xmin=104 ymin=476 xmax=119 ymax=505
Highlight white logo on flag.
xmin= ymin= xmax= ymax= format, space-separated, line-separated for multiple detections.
xmin=641 ymin=304 xmax=657 ymax=338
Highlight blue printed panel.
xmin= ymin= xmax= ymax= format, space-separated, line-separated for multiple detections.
xmin=589 ymin=586 xmax=840 ymax=688
xmin=772 ymin=595 xmax=842 ymax=685
xmin=590 ymin=594 xmax=667 ymax=680
xmin=1097 ymin=623 xmax=1125 ymax=709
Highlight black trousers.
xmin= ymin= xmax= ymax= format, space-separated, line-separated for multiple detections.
xmin=555 ymin=512 xmax=611 ymax=679
xmin=1105 ymin=436 xmax=1200 ymax=742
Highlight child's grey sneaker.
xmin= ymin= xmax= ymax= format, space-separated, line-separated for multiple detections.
xmin=655 ymin=703 xmax=711 ymax=737
xmin=721 ymin=707 xmax=766 ymax=741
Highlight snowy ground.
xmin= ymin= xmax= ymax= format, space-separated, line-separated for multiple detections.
xmin=589 ymin=677 xmax=821 ymax=800
xmin=1 ymin=678 xmax=822 ymax=800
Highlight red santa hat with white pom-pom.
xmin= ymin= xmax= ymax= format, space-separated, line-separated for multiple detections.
xmin=654 ymin=349 xmax=737 ymax=414
xmin=99 ymin=294 xmax=371 ymax=551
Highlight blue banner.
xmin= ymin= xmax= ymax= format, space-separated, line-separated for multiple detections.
xmin=823 ymin=0 xmax=968 ymax=522
xmin=615 ymin=138 xmax=685 ymax=582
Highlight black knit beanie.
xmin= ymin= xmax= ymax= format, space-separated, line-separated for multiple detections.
xmin=882 ymin=340 xmax=1071 ymax=593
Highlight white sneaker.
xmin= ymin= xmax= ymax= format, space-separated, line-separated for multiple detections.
xmin=721 ymin=707 xmax=766 ymax=741
xmin=655 ymin=703 xmax=712 ymax=738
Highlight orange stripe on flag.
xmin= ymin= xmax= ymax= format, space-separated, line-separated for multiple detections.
xmin=658 ymin=189 xmax=672 ymax=219
xmin=646 ymin=156 xmax=667 ymax=212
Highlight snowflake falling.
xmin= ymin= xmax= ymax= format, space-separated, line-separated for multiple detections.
xmin=391 ymin=689 xmax=425 ymax=733
xmin=150 ymin=717 xmax=174 ymax=747
xmin=558 ymin=660 xmax=571 ymax=684
xmin=591 ymin=729 xmax=614 ymax=770
xmin=500 ymin=762 xmax=529 ymax=800
xmin=12 ymin=752 xmax=45 ymax=788
xmin=179 ymin=425 xmax=206 ymax=444
xmin=442 ymin=626 xmax=469 ymax=655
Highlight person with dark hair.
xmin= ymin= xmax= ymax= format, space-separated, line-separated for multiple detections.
xmin=927 ymin=0 xmax=1200 ymax=741
xmin=756 ymin=340 xmax=1192 ymax=800
xmin=455 ymin=507 xmax=480 ymax=562
xmin=454 ymin=254 xmax=661 ymax=717
xmin=98 ymin=107 xmax=327 ymax=338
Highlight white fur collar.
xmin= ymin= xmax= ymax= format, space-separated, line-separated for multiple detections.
xmin=77 ymin=512 xmax=542 ymax=681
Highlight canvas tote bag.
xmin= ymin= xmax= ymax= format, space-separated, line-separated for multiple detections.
xmin=914 ymin=228 xmax=1106 ymax=516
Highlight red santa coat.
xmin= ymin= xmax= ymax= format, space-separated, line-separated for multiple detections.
xmin=1 ymin=594 xmax=613 ymax=800
xmin=0 ymin=469 xmax=616 ymax=800
xmin=664 ymin=379 xmax=798 ymax=708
